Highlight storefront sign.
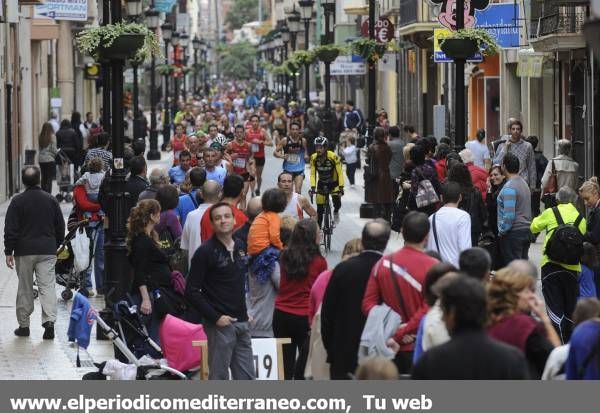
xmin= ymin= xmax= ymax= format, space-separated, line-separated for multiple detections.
xmin=361 ymin=17 xmax=395 ymax=43
xmin=34 ymin=0 xmax=88 ymax=21
xmin=155 ymin=0 xmax=176 ymax=13
xmin=433 ymin=29 xmax=483 ymax=63
xmin=330 ymin=55 xmax=367 ymax=76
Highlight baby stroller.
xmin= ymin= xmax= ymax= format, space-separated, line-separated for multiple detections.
xmin=80 ymin=296 xmax=189 ymax=380
xmin=55 ymin=149 xmax=74 ymax=203
xmin=56 ymin=220 xmax=92 ymax=301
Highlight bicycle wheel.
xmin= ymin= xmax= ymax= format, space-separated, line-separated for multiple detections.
xmin=322 ymin=201 xmax=332 ymax=253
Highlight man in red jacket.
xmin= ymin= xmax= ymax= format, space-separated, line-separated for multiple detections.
xmin=362 ymin=211 xmax=438 ymax=374
xmin=460 ymin=148 xmax=488 ymax=201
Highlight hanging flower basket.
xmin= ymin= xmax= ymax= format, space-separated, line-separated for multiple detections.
xmin=351 ymin=38 xmax=388 ymax=64
xmin=314 ymin=45 xmax=345 ymax=63
xmin=76 ymin=22 xmax=161 ymax=62
xmin=440 ymin=38 xmax=479 ymax=60
xmin=99 ymin=34 xmax=146 ymax=61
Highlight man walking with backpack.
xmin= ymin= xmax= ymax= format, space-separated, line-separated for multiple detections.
xmin=531 ymin=186 xmax=586 ymax=343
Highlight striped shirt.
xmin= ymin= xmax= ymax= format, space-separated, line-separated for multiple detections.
xmin=497 ymin=176 xmax=531 ymax=235
xmin=85 ymin=148 xmax=113 ymax=171
xmin=493 ymin=138 xmax=537 ymax=189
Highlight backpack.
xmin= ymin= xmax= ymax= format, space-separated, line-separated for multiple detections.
xmin=544 ymin=207 xmax=584 ymax=265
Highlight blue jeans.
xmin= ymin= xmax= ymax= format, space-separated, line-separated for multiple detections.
xmin=85 ymin=223 xmax=105 ymax=292
xmin=498 ymin=227 xmax=531 ymax=267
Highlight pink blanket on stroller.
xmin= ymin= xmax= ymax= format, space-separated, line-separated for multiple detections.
xmin=159 ymin=314 xmax=206 ymax=372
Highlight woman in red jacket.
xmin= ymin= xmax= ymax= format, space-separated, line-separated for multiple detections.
xmin=273 ymin=219 xmax=327 ymax=379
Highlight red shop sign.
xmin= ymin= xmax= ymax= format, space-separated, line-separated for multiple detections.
xmin=361 ymin=17 xmax=395 ymax=43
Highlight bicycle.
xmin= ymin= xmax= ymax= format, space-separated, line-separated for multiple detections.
xmin=310 ymin=184 xmax=341 ymax=254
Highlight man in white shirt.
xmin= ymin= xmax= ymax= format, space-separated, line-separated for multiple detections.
xmin=181 ymin=180 xmax=222 ymax=269
xmin=465 ymin=129 xmax=491 ymax=169
xmin=426 ymin=182 xmax=472 ymax=267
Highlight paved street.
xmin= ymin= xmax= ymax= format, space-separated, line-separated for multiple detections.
xmin=0 ymin=145 xmax=543 ymax=379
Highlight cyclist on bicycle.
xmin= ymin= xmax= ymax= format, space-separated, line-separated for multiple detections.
xmin=310 ymin=136 xmax=344 ymax=227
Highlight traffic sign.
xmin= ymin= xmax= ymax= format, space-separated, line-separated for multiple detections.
xmin=34 ymin=0 xmax=88 ymax=22
xmin=361 ymin=17 xmax=395 ymax=43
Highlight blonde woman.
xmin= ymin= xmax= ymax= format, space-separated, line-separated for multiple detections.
xmin=487 ymin=268 xmax=561 ymax=378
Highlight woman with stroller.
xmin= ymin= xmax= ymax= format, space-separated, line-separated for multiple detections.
xmin=127 ymin=199 xmax=182 ymax=346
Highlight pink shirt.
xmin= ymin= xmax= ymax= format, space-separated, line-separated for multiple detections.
xmin=308 ymin=270 xmax=334 ymax=325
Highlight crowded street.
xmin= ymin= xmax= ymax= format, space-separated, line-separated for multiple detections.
xmin=1 ymin=0 xmax=600 ymax=386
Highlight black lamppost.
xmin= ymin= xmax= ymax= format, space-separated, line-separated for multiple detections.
xmin=287 ymin=9 xmax=301 ymax=101
xmin=202 ymin=41 xmax=210 ymax=95
xmin=171 ymin=31 xmax=180 ymax=119
xmin=131 ymin=60 xmax=141 ymax=140
xmin=367 ymin=0 xmax=376 ymax=137
xmin=321 ymin=0 xmax=336 ymax=143
xmin=192 ymin=35 xmax=201 ymax=96
xmin=146 ymin=7 xmax=160 ymax=160
xmin=179 ymin=33 xmax=189 ymax=102
xmin=281 ymin=25 xmax=290 ymax=101
xmin=454 ymin=0 xmax=466 ymax=149
xmin=160 ymin=22 xmax=172 ymax=150
xmin=299 ymin=0 xmax=314 ymax=110
xmin=102 ymin=0 xmax=142 ymax=308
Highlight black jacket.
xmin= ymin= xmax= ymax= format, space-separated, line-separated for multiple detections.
xmin=126 ymin=175 xmax=149 ymax=209
xmin=412 ymin=330 xmax=529 ymax=379
xmin=4 ymin=187 xmax=65 ymax=256
xmin=56 ymin=127 xmax=82 ymax=163
xmin=321 ymin=251 xmax=383 ymax=379
xmin=185 ymin=236 xmax=248 ymax=325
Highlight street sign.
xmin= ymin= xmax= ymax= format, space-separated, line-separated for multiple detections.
xmin=361 ymin=17 xmax=395 ymax=43
xmin=33 ymin=0 xmax=88 ymax=22
xmin=330 ymin=55 xmax=367 ymax=76
xmin=433 ymin=28 xmax=483 ymax=63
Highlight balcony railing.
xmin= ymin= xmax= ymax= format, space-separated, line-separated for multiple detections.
xmin=399 ymin=0 xmax=418 ymax=26
xmin=530 ymin=5 xmax=587 ymax=38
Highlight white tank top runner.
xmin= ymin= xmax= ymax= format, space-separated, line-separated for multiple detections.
xmin=282 ymin=192 xmax=303 ymax=220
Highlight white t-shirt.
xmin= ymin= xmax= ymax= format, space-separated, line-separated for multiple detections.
xmin=426 ymin=206 xmax=472 ymax=267
xmin=465 ymin=140 xmax=490 ymax=168
xmin=181 ymin=203 xmax=212 ymax=268
xmin=342 ymin=145 xmax=358 ymax=164
xmin=422 ymin=300 xmax=450 ymax=352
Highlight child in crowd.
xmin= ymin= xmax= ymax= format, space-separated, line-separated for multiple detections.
xmin=247 ymin=188 xmax=288 ymax=256
xmin=579 ymin=243 xmax=599 ymax=299
xmin=76 ymin=157 xmax=105 ymax=202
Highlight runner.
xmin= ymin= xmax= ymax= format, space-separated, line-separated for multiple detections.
xmin=271 ymin=101 xmax=288 ymax=147
xmin=246 ymin=114 xmax=271 ymax=196
xmin=310 ymin=137 xmax=344 ymax=226
xmin=171 ymin=123 xmax=188 ymax=165
xmin=226 ymin=125 xmax=255 ymax=210
xmin=277 ymin=171 xmax=317 ymax=220
xmin=274 ymin=121 xmax=309 ymax=194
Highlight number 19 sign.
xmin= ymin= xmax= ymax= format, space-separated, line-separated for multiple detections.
xmin=251 ymin=339 xmax=278 ymax=380
xmin=361 ymin=17 xmax=395 ymax=43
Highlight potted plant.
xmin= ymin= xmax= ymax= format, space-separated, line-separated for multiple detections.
xmin=157 ymin=64 xmax=175 ymax=76
xmin=350 ymin=38 xmax=388 ymax=64
xmin=313 ymin=44 xmax=347 ymax=63
xmin=440 ymin=28 xmax=500 ymax=59
xmin=290 ymin=49 xmax=316 ymax=66
xmin=77 ymin=22 xmax=161 ymax=62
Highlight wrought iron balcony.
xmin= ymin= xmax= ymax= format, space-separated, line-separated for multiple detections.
xmin=530 ymin=4 xmax=587 ymax=39
xmin=400 ymin=0 xmax=418 ymax=27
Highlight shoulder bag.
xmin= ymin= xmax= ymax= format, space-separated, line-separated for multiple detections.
xmin=542 ymin=159 xmax=558 ymax=208
xmin=415 ymin=169 xmax=439 ymax=208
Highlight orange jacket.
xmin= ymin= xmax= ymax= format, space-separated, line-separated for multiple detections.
xmin=247 ymin=211 xmax=283 ymax=255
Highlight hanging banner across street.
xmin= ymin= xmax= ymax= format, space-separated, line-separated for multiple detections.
xmin=34 ymin=0 xmax=88 ymax=22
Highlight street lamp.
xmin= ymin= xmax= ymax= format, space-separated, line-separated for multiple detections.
xmin=298 ymin=0 xmax=314 ymax=110
xmin=145 ymin=7 xmax=160 ymax=160
xmin=160 ymin=22 xmax=172 ymax=150
xmin=281 ymin=25 xmax=290 ymax=101
xmin=192 ymin=35 xmax=201 ymax=96
xmin=179 ymin=33 xmax=189 ymax=102
xmin=287 ymin=9 xmax=301 ymax=101
xmin=171 ymin=32 xmax=180 ymax=122
xmin=102 ymin=0 xmax=142 ymax=313
xmin=320 ymin=0 xmax=336 ymax=146
xmin=124 ymin=0 xmax=143 ymax=17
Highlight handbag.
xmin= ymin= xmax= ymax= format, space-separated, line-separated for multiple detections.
xmin=72 ymin=227 xmax=91 ymax=273
xmin=415 ymin=170 xmax=439 ymax=208
xmin=542 ymin=159 xmax=558 ymax=208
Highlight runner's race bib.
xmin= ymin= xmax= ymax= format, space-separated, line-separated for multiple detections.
xmin=233 ymin=158 xmax=247 ymax=169
xmin=287 ymin=154 xmax=300 ymax=164
xmin=251 ymin=143 xmax=260 ymax=153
